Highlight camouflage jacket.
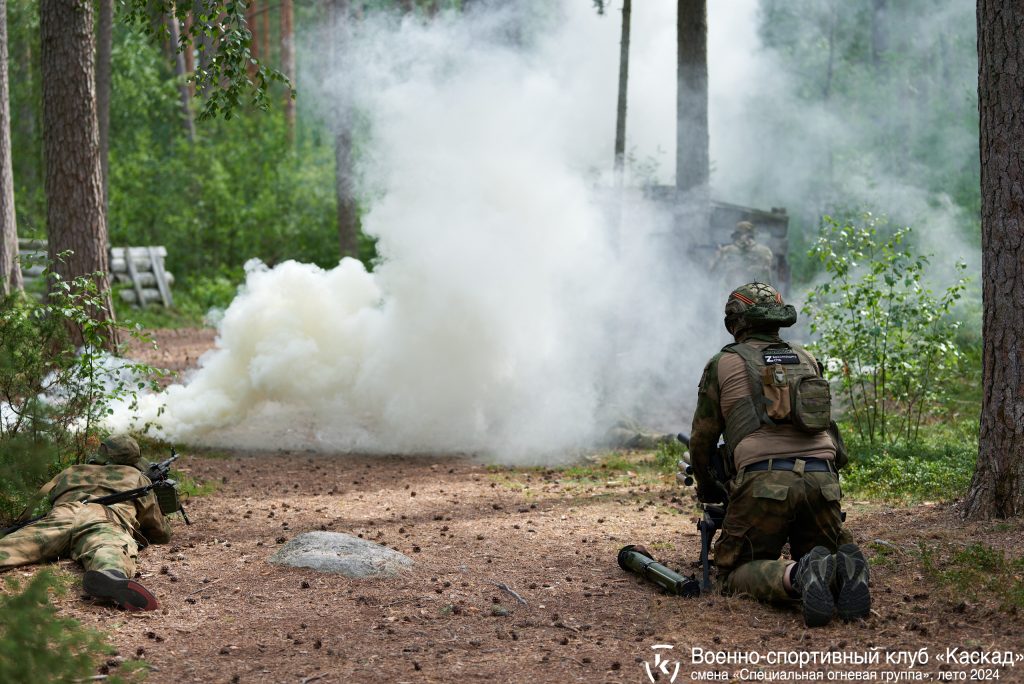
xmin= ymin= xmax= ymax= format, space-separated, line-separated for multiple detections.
xmin=688 ymin=332 xmax=789 ymax=503
xmin=712 ymin=242 xmax=774 ymax=284
xmin=39 ymin=464 xmax=172 ymax=546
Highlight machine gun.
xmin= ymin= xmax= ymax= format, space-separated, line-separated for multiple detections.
xmin=0 ymin=447 xmax=190 ymax=538
xmin=676 ymin=434 xmax=729 ymax=594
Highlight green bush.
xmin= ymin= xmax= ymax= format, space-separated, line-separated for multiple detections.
xmin=804 ymin=213 xmax=968 ymax=446
xmin=0 ymin=572 xmax=114 ymax=682
xmin=0 ymin=259 xmax=166 ymax=524
xmin=840 ymin=418 xmax=977 ymax=503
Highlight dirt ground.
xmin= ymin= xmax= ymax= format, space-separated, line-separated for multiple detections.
xmin=6 ymin=329 xmax=1024 ymax=684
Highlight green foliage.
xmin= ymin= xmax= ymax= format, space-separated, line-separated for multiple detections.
xmin=654 ymin=438 xmax=686 ymax=475
xmin=753 ymin=1 xmax=980 ymax=284
xmin=118 ymin=274 xmax=241 ymax=329
xmin=122 ymin=0 xmax=293 ymax=121
xmin=804 ymin=214 xmax=967 ymax=446
xmin=0 ymin=257 xmax=167 ymax=523
xmin=171 ymin=469 xmax=218 ymax=498
xmin=841 ymin=443 xmax=974 ymax=504
xmin=917 ymin=542 xmax=1024 ymax=611
xmin=108 ymin=107 xmax=342 ymax=284
xmin=0 ymin=572 xmax=115 ymax=683
xmin=840 ymin=413 xmax=976 ymax=504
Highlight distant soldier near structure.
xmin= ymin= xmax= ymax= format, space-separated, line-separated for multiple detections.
xmin=0 ymin=436 xmax=173 ymax=611
xmin=711 ymin=221 xmax=774 ymax=287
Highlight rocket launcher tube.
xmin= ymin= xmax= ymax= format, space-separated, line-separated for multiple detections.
xmin=617 ymin=545 xmax=700 ymax=597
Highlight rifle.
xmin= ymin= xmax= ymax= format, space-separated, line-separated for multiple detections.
xmin=676 ymin=433 xmax=729 ymax=594
xmin=0 ymin=448 xmax=191 ymax=538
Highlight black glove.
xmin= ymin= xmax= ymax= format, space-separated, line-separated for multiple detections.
xmin=696 ymin=479 xmax=728 ymax=504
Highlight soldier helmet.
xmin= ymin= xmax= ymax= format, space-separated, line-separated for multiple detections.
xmin=93 ymin=435 xmax=143 ymax=467
xmin=724 ymin=282 xmax=797 ymax=336
xmin=732 ymin=221 xmax=756 ymax=240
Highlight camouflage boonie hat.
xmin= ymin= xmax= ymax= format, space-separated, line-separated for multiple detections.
xmin=95 ymin=435 xmax=143 ymax=467
xmin=724 ymin=282 xmax=797 ymax=334
xmin=732 ymin=221 xmax=756 ymax=239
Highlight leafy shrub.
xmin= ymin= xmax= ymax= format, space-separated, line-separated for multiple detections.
xmin=840 ymin=416 xmax=977 ymax=503
xmin=0 ymin=258 xmax=166 ymax=524
xmin=803 ymin=213 xmax=967 ymax=446
xmin=0 ymin=572 xmax=114 ymax=682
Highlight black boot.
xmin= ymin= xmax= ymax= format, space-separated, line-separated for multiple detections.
xmin=792 ymin=546 xmax=836 ymax=627
xmin=835 ymin=543 xmax=871 ymax=621
xmin=83 ymin=569 xmax=160 ymax=611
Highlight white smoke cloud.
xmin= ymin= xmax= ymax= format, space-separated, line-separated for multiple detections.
xmin=115 ymin=0 xmax=979 ymax=460
xmin=119 ymin=1 xmax=716 ymax=461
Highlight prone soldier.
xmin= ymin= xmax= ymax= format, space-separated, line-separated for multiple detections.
xmin=0 ymin=435 xmax=173 ymax=611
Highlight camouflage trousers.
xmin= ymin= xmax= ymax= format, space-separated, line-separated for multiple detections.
xmin=714 ymin=466 xmax=853 ymax=603
xmin=0 ymin=502 xmax=139 ymax=576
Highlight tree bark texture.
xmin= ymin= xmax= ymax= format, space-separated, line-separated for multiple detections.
xmin=676 ymin=0 xmax=710 ymax=235
xmin=0 ymin=0 xmax=21 ymax=295
xmin=40 ymin=0 xmax=117 ymax=347
xmin=96 ymin=0 xmax=112 ymax=212
xmin=870 ymin=0 xmax=888 ymax=73
xmin=330 ymin=0 xmax=359 ymax=259
xmin=613 ymin=0 xmax=631 ymax=188
xmin=245 ymin=1 xmax=259 ymax=77
xmin=168 ymin=15 xmax=196 ymax=142
xmin=281 ymin=0 xmax=295 ymax=142
xmin=964 ymin=0 xmax=1024 ymax=519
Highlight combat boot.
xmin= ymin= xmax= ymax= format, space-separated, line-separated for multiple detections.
xmin=835 ymin=543 xmax=871 ymax=621
xmin=792 ymin=546 xmax=836 ymax=627
xmin=83 ymin=569 xmax=160 ymax=611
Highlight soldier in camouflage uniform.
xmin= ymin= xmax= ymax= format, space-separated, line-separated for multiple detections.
xmin=687 ymin=283 xmax=870 ymax=627
xmin=606 ymin=420 xmax=676 ymax=450
xmin=0 ymin=436 xmax=172 ymax=611
xmin=711 ymin=221 xmax=775 ymax=288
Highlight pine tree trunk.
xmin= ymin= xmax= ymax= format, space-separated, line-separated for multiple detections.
xmin=870 ymin=0 xmax=888 ymax=72
xmin=336 ymin=126 xmax=358 ymax=258
xmin=168 ymin=15 xmax=195 ymax=142
xmin=331 ymin=0 xmax=358 ymax=259
xmin=676 ymin=0 xmax=710 ymax=243
xmin=246 ymin=1 xmax=259 ymax=78
xmin=281 ymin=0 xmax=295 ymax=143
xmin=183 ymin=12 xmax=194 ymax=78
xmin=0 ymin=0 xmax=21 ymax=296
xmin=613 ymin=0 xmax=631 ymax=188
xmin=963 ymin=0 xmax=1024 ymax=520
xmin=96 ymin=0 xmax=112 ymax=213
xmin=40 ymin=0 xmax=117 ymax=348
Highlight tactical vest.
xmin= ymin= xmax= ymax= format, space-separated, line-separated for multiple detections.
xmin=721 ymin=341 xmax=832 ymax=456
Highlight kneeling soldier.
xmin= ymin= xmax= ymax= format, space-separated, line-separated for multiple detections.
xmin=0 ymin=436 xmax=173 ymax=610
xmin=688 ymin=283 xmax=870 ymax=627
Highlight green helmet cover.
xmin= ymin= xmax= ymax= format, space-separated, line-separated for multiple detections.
xmin=724 ymin=282 xmax=797 ymax=335
xmin=93 ymin=435 xmax=143 ymax=467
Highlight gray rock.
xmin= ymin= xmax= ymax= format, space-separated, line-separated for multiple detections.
xmin=268 ymin=532 xmax=414 ymax=578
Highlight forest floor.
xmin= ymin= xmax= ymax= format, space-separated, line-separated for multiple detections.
xmin=7 ymin=329 xmax=1024 ymax=684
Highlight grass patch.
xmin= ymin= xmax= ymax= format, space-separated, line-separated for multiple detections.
xmin=840 ymin=417 xmax=977 ymax=504
xmin=917 ymin=542 xmax=1024 ymax=611
xmin=654 ymin=439 xmax=687 ymax=475
xmin=172 ymin=471 xmax=218 ymax=498
xmin=488 ymin=452 xmax=672 ymax=493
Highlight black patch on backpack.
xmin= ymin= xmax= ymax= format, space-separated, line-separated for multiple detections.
xmin=762 ymin=349 xmax=800 ymax=365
